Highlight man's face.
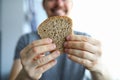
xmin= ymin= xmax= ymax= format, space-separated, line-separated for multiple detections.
xmin=43 ymin=0 xmax=73 ymax=17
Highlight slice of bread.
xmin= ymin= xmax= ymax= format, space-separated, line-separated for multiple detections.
xmin=37 ymin=16 xmax=73 ymax=53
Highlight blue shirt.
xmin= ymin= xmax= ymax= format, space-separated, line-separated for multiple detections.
xmin=14 ymin=31 xmax=91 ymax=80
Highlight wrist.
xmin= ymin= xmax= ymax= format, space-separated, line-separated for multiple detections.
xmin=15 ymin=68 xmax=32 ymax=80
xmin=90 ymin=61 xmax=112 ymax=80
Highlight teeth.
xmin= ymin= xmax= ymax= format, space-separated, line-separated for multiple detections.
xmin=55 ymin=10 xmax=62 ymax=13
xmin=54 ymin=10 xmax=65 ymax=15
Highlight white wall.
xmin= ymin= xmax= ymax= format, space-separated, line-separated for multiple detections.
xmin=1 ymin=0 xmax=24 ymax=79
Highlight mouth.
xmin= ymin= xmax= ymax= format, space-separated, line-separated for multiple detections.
xmin=51 ymin=8 xmax=67 ymax=16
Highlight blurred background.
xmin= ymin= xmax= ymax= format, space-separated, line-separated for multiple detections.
xmin=0 ymin=0 xmax=120 ymax=80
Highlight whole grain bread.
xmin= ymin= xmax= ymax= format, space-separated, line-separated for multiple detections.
xmin=37 ymin=16 xmax=73 ymax=53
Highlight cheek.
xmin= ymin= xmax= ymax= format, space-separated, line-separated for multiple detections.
xmin=65 ymin=4 xmax=72 ymax=12
xmin=67 ymin=2 xmax=73 ymax=9
xmin=46 ymin=3 xmax=54 ymax=9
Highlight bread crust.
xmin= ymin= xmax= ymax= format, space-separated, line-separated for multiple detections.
xmin=37 ymin=16 xmax=73 ymax=53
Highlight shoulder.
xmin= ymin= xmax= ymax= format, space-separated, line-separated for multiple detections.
xmin=19 ymin=31 xmax=40 ymax=43
xmin=16 ymin=31 xmax=40 ymax=48
xmin=14 ymin=31 xmax=40 ymax=59
xmin=21 ymin=31 xmax=39 ymax=39
xmin=74 ymin=31 xmax=91 ymax=37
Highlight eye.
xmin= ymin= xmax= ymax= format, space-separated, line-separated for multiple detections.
xmin=63 ymin=0 xmax=71 ymax=2
xmin=47 ymin=0 xmax=55 ymax=2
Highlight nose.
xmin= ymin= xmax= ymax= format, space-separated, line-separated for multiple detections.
xmin=56 ymin=0 xmax=64 ymax=6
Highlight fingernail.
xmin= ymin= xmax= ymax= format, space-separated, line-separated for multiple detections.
xmin=52 ymin=44 xmax=56 ymax=49
xmin=55 ymin=51 xmax=60 ymax=55
xmin=66 ymin=35 xmax=71 ymax=40
xmin=47 ymin=38 xmax=52 ymax=43
xmin=53 ymin=51 xmax=60 ymax=57
xmin=64 ymin=42 xmax=67 ymax=47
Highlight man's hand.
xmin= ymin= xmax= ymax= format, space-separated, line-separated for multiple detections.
xmin=64 ymin=35 xmax=112 ymax=80
xmin=64 ymin=35 xmax=102 ymax=71
xmin=20 ymin=38 xmax=60 ymax=80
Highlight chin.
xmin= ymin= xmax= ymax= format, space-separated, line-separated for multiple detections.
xmin=48 ymin=12 xmax=68 ymax=17
xmin=50 ymin=14 xmax=68 ymax=17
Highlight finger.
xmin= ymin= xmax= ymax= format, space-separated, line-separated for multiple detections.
xmin=66 ymin=35 xmax=101 ymax=46
xmin=32 ymin=50 xmax=60 ymax=67
xmin=29 ymin=60 xmax=57 ymax=80
xmin=20 ymin=38 xmax=52 ymax=57
xmin=64 ymin=41 xmax=101 ymax=55
xmin=35 ymin=60 xmax=57 ymax=75
xmin=33 ymin=53 xmax=45 ymax=61
xmin=28 ymin=43 xmax=56 ymax=59
xmin=65 ymin=49 xmax=97 ymax=61
xmin=68 ymin=54 xmax=96 ymax=69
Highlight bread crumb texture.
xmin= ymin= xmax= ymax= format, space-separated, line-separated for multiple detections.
xmin=38 ymin=16 xmax=73 ymax=53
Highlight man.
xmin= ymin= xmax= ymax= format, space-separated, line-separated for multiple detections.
xmin=9 ymin=0 xmax=111 ymax=80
